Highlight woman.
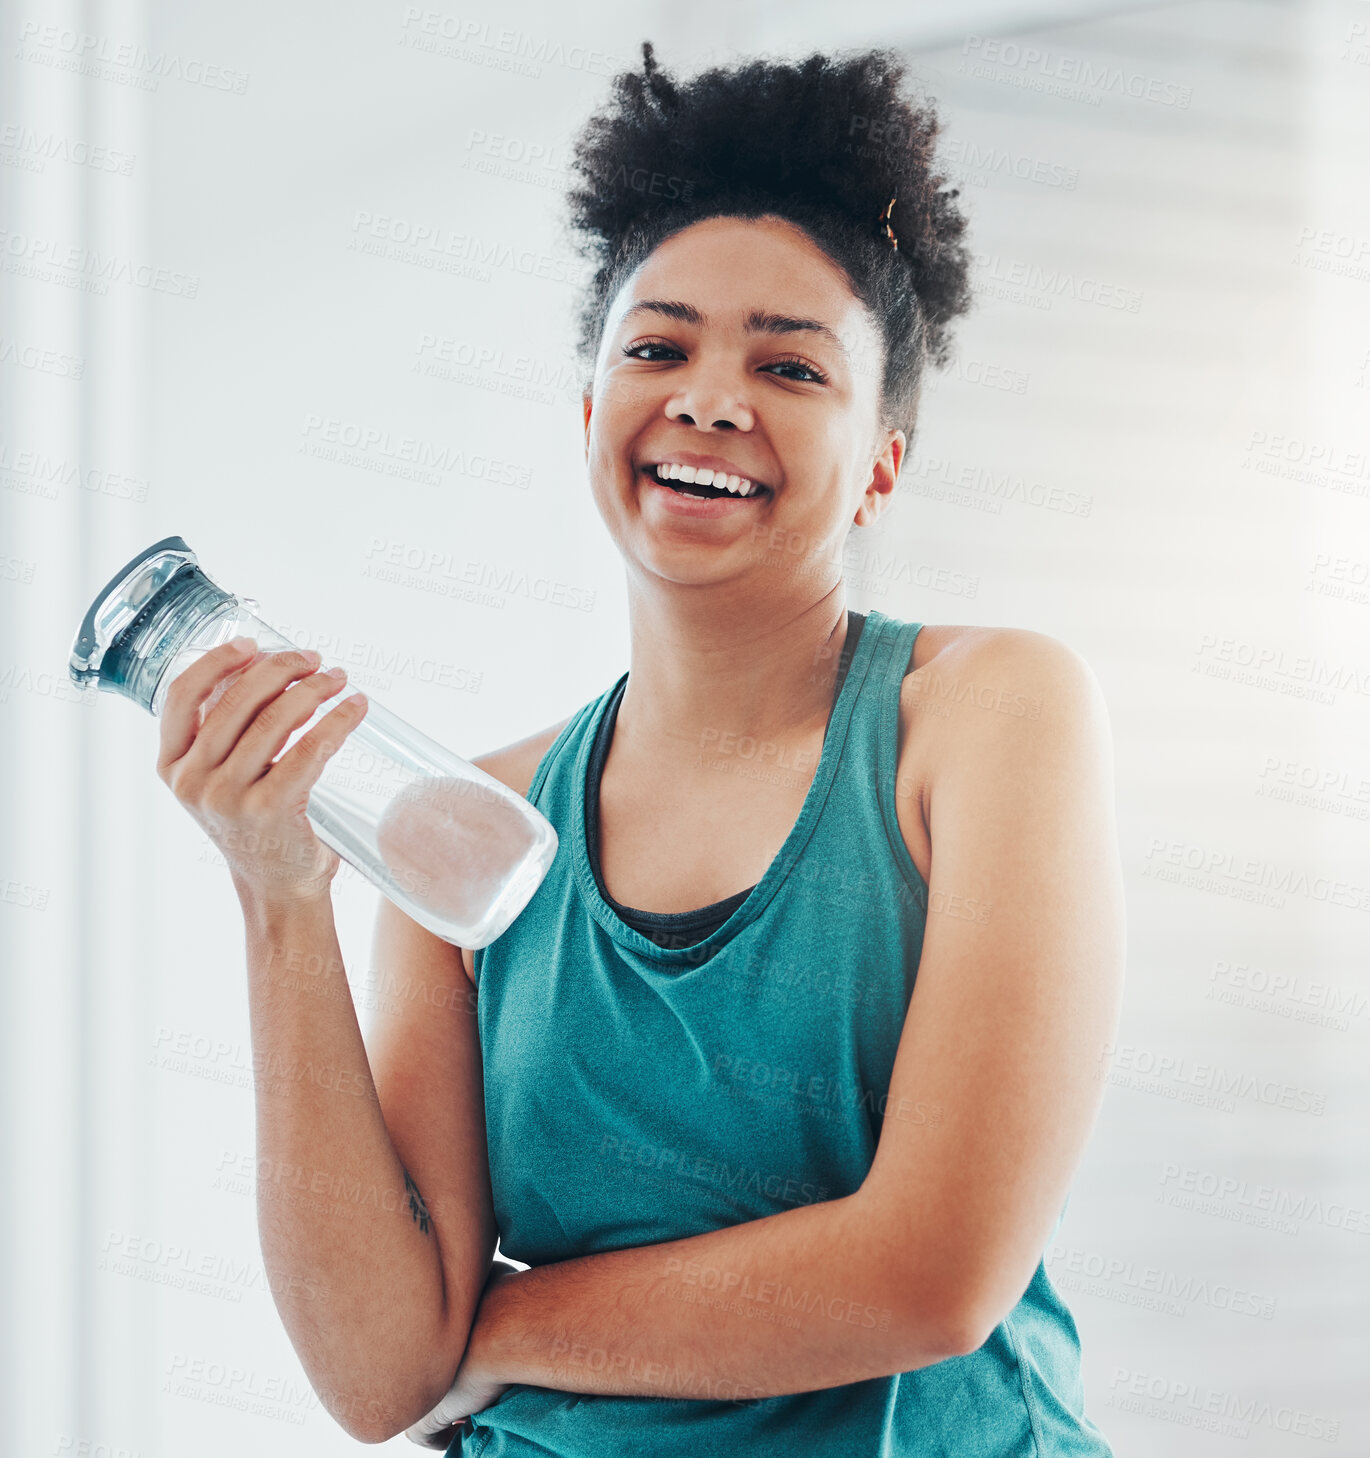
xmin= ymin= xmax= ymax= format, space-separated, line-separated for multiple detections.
xmin=158 ymin=42 xmax=1125 ymax=1457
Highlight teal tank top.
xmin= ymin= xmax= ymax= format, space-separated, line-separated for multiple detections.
xmin=467 ymin=607 xmax=1114 ymax=1457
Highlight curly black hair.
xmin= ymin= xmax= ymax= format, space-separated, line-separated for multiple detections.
xmin=563 ymin=41 xmax=974 ymax=445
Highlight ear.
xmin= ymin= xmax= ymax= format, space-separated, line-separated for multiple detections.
xmin=582 ymin=392 xmax=593 ymax=461
xmin=853 ymin=429 xmax=904 ymax=528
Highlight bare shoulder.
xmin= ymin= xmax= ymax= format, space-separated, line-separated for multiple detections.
xmin=894 ymin=625 xmax=1109 ymax=882
xmin=907 ymin=623 xmax=1103 ymax=706
xmin=469 ymin=713 xmax=578 ymax=800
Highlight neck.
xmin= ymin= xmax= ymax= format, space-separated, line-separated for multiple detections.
xmin=614 ymin=582 xmax=854 ymax=769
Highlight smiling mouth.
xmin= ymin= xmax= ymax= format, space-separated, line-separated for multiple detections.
xmin=640 ymin=463 xmax=771 ymax=500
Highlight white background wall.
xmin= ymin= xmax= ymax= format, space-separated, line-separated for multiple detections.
xmin=3 ymin=0 xmax=1367 ymax=1453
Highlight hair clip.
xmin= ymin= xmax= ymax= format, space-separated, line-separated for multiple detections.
xmin=879 ymin=195 xmax=898 ymax=250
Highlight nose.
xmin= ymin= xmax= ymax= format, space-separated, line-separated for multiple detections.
xmin=664 ymin=370 xmax=756 ymax=433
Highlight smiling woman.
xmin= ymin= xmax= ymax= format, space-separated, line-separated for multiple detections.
xmin=368 ymin=39 xmax=1127 ymax=1458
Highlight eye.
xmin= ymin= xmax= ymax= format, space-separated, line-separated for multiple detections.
xmin=765 ymin=355 xmax=828 ymax=385
xmin=619 ymin=339 xmax=829 ymax=385
xmin=621 ymin=338 xmax=682 ymax=362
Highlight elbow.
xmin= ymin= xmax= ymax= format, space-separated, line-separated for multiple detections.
xmin=933 ymin=1278 xmax=1028 ymax=1360
xmin=320 ymin=1397 xmax=406 ymax=1447
xmin=881 ymin=1303 xmax=984 ymax=1372
xmin=937 ymin=1303 xmax=997 ymax=1360
xmin=343 ymin=1378 xmax=459 ymax=1447
xmin=358 ymin=1357 xmax=474 ymax=1446
xmin=887 ymin=1287 xmax=1001 ymax=1369
xmin=319 ymin=1320 xmax=478 ymax=1445
xmin=321 ymin=1388 xmax=429 ymax=1447
xmin=357 ymin=1261 xmax=502 ymax=1443
xmin=343 ymin=1421 xmax=392 ymax=1448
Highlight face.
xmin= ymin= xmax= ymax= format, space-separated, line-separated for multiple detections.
xmin=582 ymin=214 xmax=903 ymax=594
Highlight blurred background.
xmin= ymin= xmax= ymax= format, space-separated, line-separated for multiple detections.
xmin=2 ymin=0 xmax=1367 ymax=1452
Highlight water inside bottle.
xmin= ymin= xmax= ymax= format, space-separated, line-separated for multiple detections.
xmin=376 ymin=776 xmax=536 ymax=928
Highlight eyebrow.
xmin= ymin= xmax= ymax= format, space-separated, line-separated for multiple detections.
xmin=619 ymin=299 xmax=849 ymax=358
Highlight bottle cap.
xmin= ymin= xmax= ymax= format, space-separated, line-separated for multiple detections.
xmin=68 ymin=534 xmax=233 ymax=708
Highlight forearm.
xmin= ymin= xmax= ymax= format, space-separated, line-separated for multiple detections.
xmin=466 ymin=1191 xmax=960 ymax=1404
xmin=239 ymin=887 xmax=479 ymax=1437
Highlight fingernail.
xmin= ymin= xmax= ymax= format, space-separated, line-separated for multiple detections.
xmin=323 ymin=664 xmax=347 ymax=679
xmin=229 ymin=636 xmax=255 ymax=652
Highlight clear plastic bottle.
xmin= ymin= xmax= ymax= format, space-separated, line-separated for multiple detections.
xmin=67 ymin=535 xmax=557 ymax=948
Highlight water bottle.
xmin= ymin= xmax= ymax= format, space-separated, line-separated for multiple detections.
xmin=67 ymin=535 xmax=557 ymax=948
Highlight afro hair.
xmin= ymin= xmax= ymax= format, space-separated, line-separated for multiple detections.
xmin=563 ymin=41 xmax=975 ymax=443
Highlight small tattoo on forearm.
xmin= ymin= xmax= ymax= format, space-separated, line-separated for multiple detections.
xmin=404 ymin=1170 xmax=431 ymax=1234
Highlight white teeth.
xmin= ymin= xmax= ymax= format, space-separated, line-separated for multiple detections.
xmin=650 ymin=462 xmax=762 ymax=498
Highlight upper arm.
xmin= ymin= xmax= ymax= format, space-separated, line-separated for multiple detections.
xmin=366 ymin=713 xmax=574 ymax=1350
xmin=858 ymin=630 xmax=1126 ymax=1354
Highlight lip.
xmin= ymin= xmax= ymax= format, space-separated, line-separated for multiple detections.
xmin=637 ymin=450 xmax=774 ymax=495
xmin=641 ymin=472 xmax=768 ymax=517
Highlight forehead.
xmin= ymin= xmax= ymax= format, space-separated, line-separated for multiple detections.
xmin=606 ymin=215 xmax=874 ymax=350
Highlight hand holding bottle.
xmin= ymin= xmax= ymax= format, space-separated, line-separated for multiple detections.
xmin=71 ymin=535 xmax=557 ymax=945
xmin=155 ymin=636 xmax=369 ymax=907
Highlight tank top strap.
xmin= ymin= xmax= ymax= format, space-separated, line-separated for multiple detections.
xmin=526 ymin=694 xmax=601 ymax=807
xmin=861 ymin=607 xmax=922 ymax=679
xmin=808 ymin=607 xmax=927 ymax=915
xmin=836 ymin=607 xmax=924 ymax=758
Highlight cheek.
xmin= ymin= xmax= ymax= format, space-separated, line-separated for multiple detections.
xmin=587 ymin=393 xmax=649 ymax=478
xmin=595 ymin=370 xmax=657 ymax=420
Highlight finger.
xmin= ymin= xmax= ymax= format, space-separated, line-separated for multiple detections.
xmin=267 ymin=691 xmax=369 ymax=798
xmin=187 ymin=648 xmax=324 ymax=772
xmin=217 ymin=664 xmax=352 ymax=787
xmin=156 ymin=638 xmax=258 ymax=777
xmin=405 ymin=1380 xmax=474 ymax=1446
xmin=404 ymin=1414 xmax=465 ymax=1450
